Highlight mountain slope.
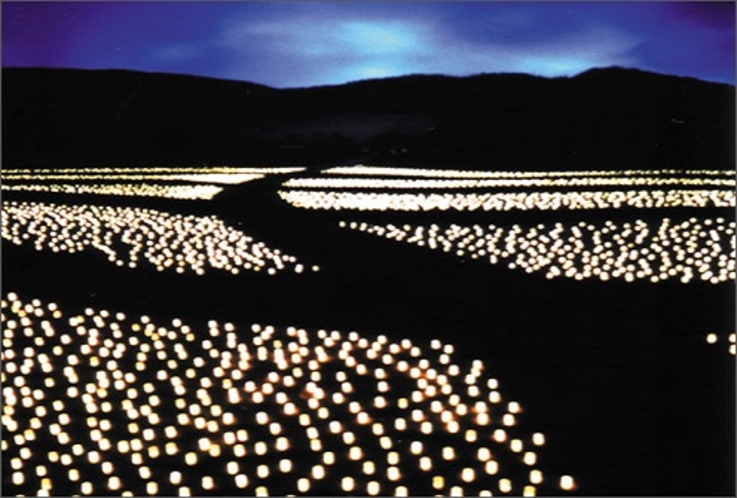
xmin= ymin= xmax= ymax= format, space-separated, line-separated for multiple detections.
xmin=2 ymin=67 xmax=734 ymax=170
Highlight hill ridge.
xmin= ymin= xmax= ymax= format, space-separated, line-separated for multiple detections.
xmin=3 ymin=66 xmax=734 ymax=170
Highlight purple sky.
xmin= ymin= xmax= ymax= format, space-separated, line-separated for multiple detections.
xmin=2 ymin=2 xmax=734 ymax=88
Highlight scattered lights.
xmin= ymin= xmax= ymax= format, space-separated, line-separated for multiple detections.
xmin=704 ymin=332 xmax=736 ymax=356
xmin=2 ymin=201 xmax=314 ymax=276
xmin=342 ymin=218 xmax=736 ymax=284
xmin=1 ymin=291 xmax=576 ymax=496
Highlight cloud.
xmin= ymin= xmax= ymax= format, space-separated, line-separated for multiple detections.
xmin=213 ymin=14 xmax=436 ymax=86
xmin=212 ymin=9 xmax=642 ymax=87
xmin=219 ymin=16 xmax=432 ymax=59
xmin=508 ymin=26 xmax=642 ymax=76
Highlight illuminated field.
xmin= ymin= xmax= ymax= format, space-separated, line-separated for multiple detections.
xmin=340 ymin=218 xmax=736 ymax=284
xmin=1 ymin=183 xmax=223 ymax=200
xmin=279 ymin=189 xmax=735 ymax=212
xmin=1 ymin=201 xmax=316 ymax=276
xmin=279 ymin=166 xmax=735 ymax=212
xmin=1 ymin=292 xmax=575 ymax=497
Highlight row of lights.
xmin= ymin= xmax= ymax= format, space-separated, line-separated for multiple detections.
xmin=283 ymin=177 xmax=734 ymax=189
xmin=1 ymin=200 xmax=316 ymax=276
xmin=340 ymin=217 xmax=736 ymax=284
xmin=1 ymin=173 xmax=265 ymax=185
xmin=2 ymin=166 xmax=306 ymax=175
xmin=705 ymin=333 xmax=736 ymax=356
xmin=323 ymin=165 xmax=734 ymax=179
xmin=278 ymin=189 xmax=736 ymax=212
xmin=2 ymin=291 xmax=576 ymax=496
xmin=2 ymin=183 xmax=224 ymax=200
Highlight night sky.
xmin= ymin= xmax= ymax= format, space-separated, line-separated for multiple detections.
xmin=2 ymin=2 xmax=735 ymax=88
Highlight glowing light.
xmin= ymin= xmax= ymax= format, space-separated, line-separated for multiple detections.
xmin=530 ymin=470 xmax=543 ymax=484
xmin=560 ymin=475 xmax=577 ymax=491
xmin=532 ymin=433 xmax=546 ymax=446
xmin=341 ymin=476 xmax=356 ymax=492
xmin=500 ymin=478 xmax=513 ymax=493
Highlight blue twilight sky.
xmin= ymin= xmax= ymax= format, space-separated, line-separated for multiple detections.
xmin=2 ymin=2 xmax=734 ymax=88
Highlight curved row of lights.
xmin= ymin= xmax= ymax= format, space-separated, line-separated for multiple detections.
xmin=1 ymin=292 xmax=576 ymax=497
xmin=283 ymin=177 xmax=734 ymax=189
xmin=340 ymin=218 xmax=736 ymax=284
xmin=1 ymin=201 xmax=316 ymax=276
xmin=2 ymin=183 xmax=224 ymax=200
xmin=279 ymin=189 xmax=735 ymax=212
xmin=323 ymin=165 xmax=734 ymax=179
xmin=705 ymin=333 xmax=736 ymax=356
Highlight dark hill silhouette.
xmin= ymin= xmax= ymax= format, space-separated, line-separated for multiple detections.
xmin=2 ymin=66 xmax=734 ymax=170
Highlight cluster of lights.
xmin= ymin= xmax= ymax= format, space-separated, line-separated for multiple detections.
xmin=340 ymin=218 xmax=736 ymax=284
xmin=1 ymin=201 xmax=316 ymax=276
xmin=2 ymin=183 xmax=224 ymax=200
xmin=705 ymin=333 xmax=736 ymax=356
xmin=279 ymin=189 xmax=735 ymax=212
xmin=323 ymin=165 xmax=734 ymax=179
xmin=1 ymin=292 xmax=576 ymax=497
xmin=283 ymin=177 xmax=735 ymax=189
